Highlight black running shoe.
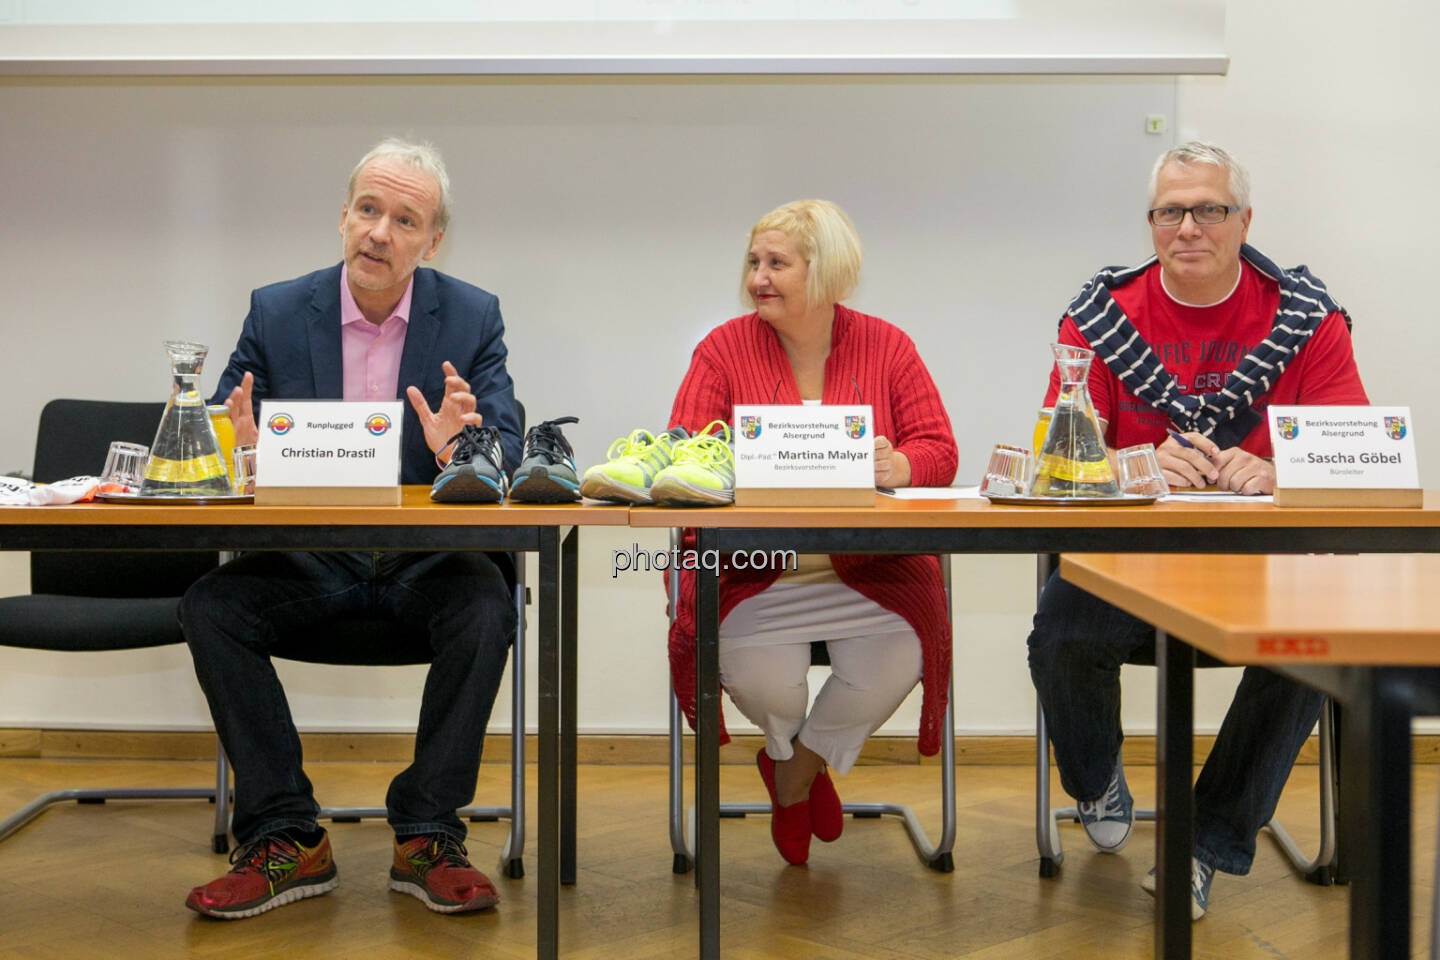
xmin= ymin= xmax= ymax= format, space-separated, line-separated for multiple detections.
xmin=508 ymin=416 xmax=581 ymax=503
xmin=430 ymin=425 xmax=507 ymax=503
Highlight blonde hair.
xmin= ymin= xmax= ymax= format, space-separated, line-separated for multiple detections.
xmin=742 ymin=199 xmax=863 ymax=310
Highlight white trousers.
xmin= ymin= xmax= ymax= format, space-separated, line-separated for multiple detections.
xmin=718 ymin=629 xmax=923 ymax=775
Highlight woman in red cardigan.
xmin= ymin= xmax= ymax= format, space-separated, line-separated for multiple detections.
xmin=668 ymin=199 xmax=958 ymax=865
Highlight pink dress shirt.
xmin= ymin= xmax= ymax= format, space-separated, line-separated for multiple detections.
xmin=339 ymin=264 xmax=412 ymax=402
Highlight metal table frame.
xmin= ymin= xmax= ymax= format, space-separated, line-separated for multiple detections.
xmin=682 ymin=517 xmax=1440 ymax=960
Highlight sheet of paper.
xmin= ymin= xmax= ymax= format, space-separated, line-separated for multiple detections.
xmin=1162 ymin=491 xmax=1274 ymax=503
xmin=878 ymin=486 xmax=983 ymax=500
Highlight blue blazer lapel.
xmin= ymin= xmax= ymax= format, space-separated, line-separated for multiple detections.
xmin=397 ymin=269 xmax=441 ymax=400
xmin=307 ymin=265 xmax=344 ymax=399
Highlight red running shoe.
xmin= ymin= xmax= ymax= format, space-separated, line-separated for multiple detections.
xmin=808 ymin=767 xmax=844 ymax=843
xmin=389 ymin=835 xmax=500 ymax=913
xmin=756 ymin=749 xmax=812 ymax=865
xmin=185 ymin=830 xmax=338 ymax=919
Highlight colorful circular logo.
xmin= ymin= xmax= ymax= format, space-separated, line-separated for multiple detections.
xmin=267 ymin=412 xmax=294 ymax=435
xmin=366 ymin=413 xmax=392 ymax=436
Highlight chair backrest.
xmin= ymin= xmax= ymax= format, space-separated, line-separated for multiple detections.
xmin=29 ymin=399 xmax=219 ymax=597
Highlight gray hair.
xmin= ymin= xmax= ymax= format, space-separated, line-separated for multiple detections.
xmin=1148 ymin=141 xmax=1251 ymax=212
xmin=347 ymin=137 xmax=452 ymax=232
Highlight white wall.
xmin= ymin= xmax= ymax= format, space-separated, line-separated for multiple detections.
xmin=1 ymin=0 xmax=1435 ymax=741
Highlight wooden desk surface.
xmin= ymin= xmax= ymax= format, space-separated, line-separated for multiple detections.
xmin=630 ymin=491 xmax=1440 ymax=528
xmin=0 ymin=485 xmax=631 ymax=527
xmin=1060 ymin=552 xmax=1440 ymax=666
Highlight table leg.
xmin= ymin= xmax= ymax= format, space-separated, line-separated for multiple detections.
xmin=561 ymin=526 xmax=578 ymax=887
xmin=1155 ymin=628 xmax=1194 ymax=960
xmin=1342 ymin=668 xmax=1410 ymax=958
xmin=695 ymin=528 xmax=721 ymax=960
xmin=537 ymin=528 xmax=561 ymax=960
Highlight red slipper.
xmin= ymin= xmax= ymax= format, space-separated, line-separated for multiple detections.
xmin=808 ymin=767 xmax=843 ymax=842
xmin=756 ymin=749 xmax=812 ymax=865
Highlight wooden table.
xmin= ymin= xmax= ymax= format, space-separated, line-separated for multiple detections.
xmin=0 ymin=488 xmax=631 ymax=960
xmin=630 ymin=493 xmax=1440 ymax=960
xmin=1061 ymin=552 xmax=1440 ymax=960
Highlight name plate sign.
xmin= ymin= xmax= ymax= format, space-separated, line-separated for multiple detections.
xmin=733 ymin=404 xmax=874 ymax=507
xmin=255 ymin=400 xmax=403 ymax=506
xmin=1269 ymin=404 xmax=1421 ymax=507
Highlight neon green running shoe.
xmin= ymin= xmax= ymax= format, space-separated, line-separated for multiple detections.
xmin=579 ymin=426 xmax=689 ymax=504
xmin=649 ymin=420 xmax=735 ymax=506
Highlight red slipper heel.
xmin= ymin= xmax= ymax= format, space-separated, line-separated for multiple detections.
xmin=809 ymin=767 xmax=843 ymax=842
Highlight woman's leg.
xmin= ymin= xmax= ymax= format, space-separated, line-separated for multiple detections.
xmin=798 ymin=628 xmax=923 ymax=776
xmin=718 ymin=640 xmax=813 ymax=764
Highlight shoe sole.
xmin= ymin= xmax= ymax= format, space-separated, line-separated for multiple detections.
xmin=186 ymin=871 xmax=339 ymax=920
xmin=388 ymin=873 xmax=499 ymax=914
xmin=431 ymin=472 xmax=506 ymax=503
xmin=579 ymin=472 xmax=653 ymax=505
xmin=649 ymin=475 xmax=733 ymax=506
xmin=509 ymin=466 xmax=581 ymax=503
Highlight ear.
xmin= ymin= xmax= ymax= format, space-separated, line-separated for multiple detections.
xmin=1239 ymin=207 xmax=1253 ymax=243
xmin=338 ymin=205 xmax=349 ymax=238
xmin=422 ymin=229 xmax=444 ymax=262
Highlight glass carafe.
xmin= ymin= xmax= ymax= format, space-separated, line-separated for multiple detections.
xmin=1030 ymin=343 xmax=1120 ymax=498
xmin=138 ymin=340 xmax=232 ymax=496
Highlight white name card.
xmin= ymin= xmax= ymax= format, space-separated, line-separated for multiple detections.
xmin=1269 ymin=404 xmax=1421 ymax=507
xmin=255 ymin=400 xmax=403 ymax=505
xmin=733 ymin=404 xmax=873 ymax=506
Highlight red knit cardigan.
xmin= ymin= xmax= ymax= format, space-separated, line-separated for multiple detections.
xmin=666 ymin=304 xmax=959 ymax=756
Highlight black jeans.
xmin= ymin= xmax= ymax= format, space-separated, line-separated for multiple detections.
xmin=1027 ymin=570 xmax=1322 ymax=875
xmin=180 ymin=550 xmax=514 ymax=846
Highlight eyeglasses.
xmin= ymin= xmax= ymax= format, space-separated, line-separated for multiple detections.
xmin=1147 ymin=203 xmax=1241 ymax=226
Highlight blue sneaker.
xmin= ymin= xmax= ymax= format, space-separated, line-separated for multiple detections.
xmin=430 ymin=425 xmax=507 ymax=503
xmin=1077 ymin=752 xmax=1133 ymax=853
xmin=1141 ymin=856 xmax=1214 ymax=920
xmin=508 ymin=416 xmax=581 ymax=503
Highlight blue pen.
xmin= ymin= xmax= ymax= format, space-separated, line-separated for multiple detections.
xmin=1164 ymin=427 xmax=1202 ymax=453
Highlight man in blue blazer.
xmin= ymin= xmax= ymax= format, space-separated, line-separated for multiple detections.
xmin=180 ymin=138 xmax=520 ymax=920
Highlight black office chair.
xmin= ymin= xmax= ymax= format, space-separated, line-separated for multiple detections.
xmin=0 ymin=399 xmax=222 ymax=844
xmin=1030 ymin=554 xmax=1338 ymax=884
xmin=210 ymin=402 xmax=530 ymax=878
xmin=666 ymin=530 xmax=956 ymax=873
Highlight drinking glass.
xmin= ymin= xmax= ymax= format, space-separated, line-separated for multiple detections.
xmin=979 ymin=444 xmax=1033 ymax=497
xmin=231 ymin=443 xmax=257 ymax=496
xmin=100 ymin=441 xmax=149 ymax=492
xmin=1116 ymin=443 xmax=1168 ymax=496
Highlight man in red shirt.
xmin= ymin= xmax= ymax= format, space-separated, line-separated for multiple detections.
xmin=1028 ymin=142 xmax=1367 ymax=919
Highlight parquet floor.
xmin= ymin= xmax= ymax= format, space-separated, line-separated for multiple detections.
xmin=0 ymin=757 xmax=1432 ymax=958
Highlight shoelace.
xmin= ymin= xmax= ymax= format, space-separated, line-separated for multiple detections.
xmin=524 ymin=416 xmax=578 ymax=464
xmin=671 ymin=420 xmax=733 ymax=467
xmin=229 ymin=834 xmax=301 ymax=895
xmin=408 ymin=835 xmax=473 ymax=874
xmin=1192 ymin=860 xmax=1213 ymax=902
xmin=1078 ymin=769 xmax=1126 ymax=822
xmin=604 ymin=429 xmax=659 ymax=462
xmin=442 ymin=424 xmax=501 ymax=467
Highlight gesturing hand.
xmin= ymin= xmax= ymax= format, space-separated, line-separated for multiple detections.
xmin=406 ymin=361 xmax=484 ymax=461
xmin=223 ymin=371 xmax=258 ymax=446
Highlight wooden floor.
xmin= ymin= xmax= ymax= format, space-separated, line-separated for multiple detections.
xmin=0 ymin=758 xmax=1433 ymax=959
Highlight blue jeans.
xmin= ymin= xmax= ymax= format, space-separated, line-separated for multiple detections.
xmin=180 ymin=550 xmax=514 ymax=846
xmin=1027 ymin=570 xmax=1322 ymax=875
